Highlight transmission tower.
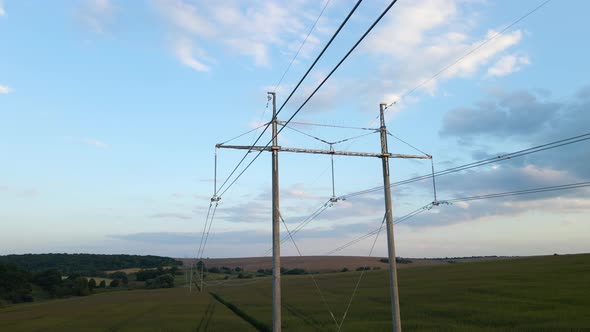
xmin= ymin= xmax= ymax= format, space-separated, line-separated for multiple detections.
xmin=217 ymin=93 xmax=431 ymax=332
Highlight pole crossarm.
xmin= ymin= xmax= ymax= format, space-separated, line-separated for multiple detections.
xmin=217 ymin=144 xmax=432 ymax=159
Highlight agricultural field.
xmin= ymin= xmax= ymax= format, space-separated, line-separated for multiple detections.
xmin=0 ymin=254 xmax=588 ymax=331
xmin=209 ymin=253 xmax=590 ymax=331
xmin=0 ymin=287 xmax=255 ymax=332
xmin=180 ymin=255 xmax=477 ymax=272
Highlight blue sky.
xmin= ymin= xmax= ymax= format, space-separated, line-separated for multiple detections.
xmin=1 ymin=0 xmax=589 ymax=258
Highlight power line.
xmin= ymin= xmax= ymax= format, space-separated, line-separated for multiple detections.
xmin=387 ymin=130 xmax=430 ymax=157
xmin=441 ymin=181 xmax=590 ymax=203
xmin=279 ymin=211 xmax=341 ymax=331
xmin=330 ymin=181 xmax=590 ymax=252
xmin=382 ymin=0 xmax=552 ymax=112
xmin=272 ymin=0 xmax=333 ymax=93
xmin=282 ymin=124 xmax=332 ymax=145
xmin=339 ymin=132 xmax=590 ymax=200
xmin=218 ymin=0 xmax=400 ymax=197
xmin=216 ymin=0 xmax=364 ymax=196
xmin=265 ymin=132 xmax=590 ymax=247
xmin=288 ymin=121 xmax=378 ymax=131
xmin=263 ymin=199 xmax=333 ymax=256
xmin=196 ymin=203 xmax=213 ymax=263
xmin=219 ymin=122 xmax=269 ymax=145
xmin=282 ymin=123 xmax=379 ymax=146
xmin=256 ymin=0 xmax=333 ymax=135
xmin=197 ymin=202 xmax=219 ymax=263
xmin=325 ymin=204 xmax=432 ymax=256
xmin=338 ymin=212 xmax=386 ymax=330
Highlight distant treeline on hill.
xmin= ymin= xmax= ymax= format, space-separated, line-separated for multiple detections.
xmin=0 ymin=254 xmax=182 ymax=275
xmin=427 ymin=255 xmax=501 ymax=260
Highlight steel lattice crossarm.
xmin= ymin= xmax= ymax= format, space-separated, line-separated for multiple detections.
xmin=216 ymin=144 xmax=432 ymax=160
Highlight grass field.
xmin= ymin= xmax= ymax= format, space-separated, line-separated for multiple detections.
xmin=1 ymin=254 xmax=588 ymax=331
xmin=209 ymin=254 xmax=590 ymax=331
xmin=0 ymin=287 xmax=255 ymax=331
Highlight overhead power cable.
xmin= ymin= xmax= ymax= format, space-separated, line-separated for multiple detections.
xmin=219 ymin=122 xmax=270 ymax=146
xmin=218 ymin=0 xmax=400 ymax=197
xmin=339 ymin=132 xmax=590 ymax=200
xmin=272 ymin=0 xmax=333 ymax=93
xmin=216 ymin=0 xmax=364 ymax=196
xmin=441 ymin=181 xmax=590 ymax=203
xmin=381 ymin=0 xmax=552 ymax=113
xmin=288 ymin=121 xmax=378 ymax=131
xmin=325 ymin=204 xmax=432 ymax=256
xmin=196 ymin=203 xmax=214 ymax=263
xmin=282 ymin=124 xmax=332 ymax=145
xmin=387 ymin=130 xmax=430 ymax=157
xmin=279 ymin=212 xmax=341 ymax=331
xmin=256 ymin=0 xmax=333 ymax=130
xmin=282 ymin=123 xmax=378 ymax=146
xmin=263 ymin=199 xmax=333 ymax=256
xmin=197 ymin=202 xmax=219 ymax=261
xmin=338 ymin=212 xmax=386 ymax=330
xmin=330 ymin=181 xmax=590 ymax=253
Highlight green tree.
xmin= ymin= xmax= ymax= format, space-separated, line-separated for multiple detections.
xmin=108 ymin=271 xmax=128 ymax=285
xmin=196 ymin=261 xmax=205 ymax=272
xmin=71 ymin=277 xmax=90 ymax=296
xmin=0 ymin=264 xmax=33 ymax=303
xmin=32 ymin=269 xmax=62 ymax=297
xmin=109 ymin=279 xmax=120 ymax=288
xmin=99 ymin=280 xmax=106 ymax=288
xmin=145 ymin=274 xmax=174 ymax=289
xmin=88 ymin=278 xmax=97 ymax=292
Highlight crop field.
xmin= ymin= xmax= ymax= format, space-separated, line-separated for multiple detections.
xmin=0 ymin=287 xmax=255 ymax=332
xmin=1 ymin=254 xmax=588 ymax=331
xmin=209 ymin=254 xmax=590 ymax=331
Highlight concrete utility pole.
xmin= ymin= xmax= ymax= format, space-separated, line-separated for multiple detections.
xmin=380 ymin=103 xmax=402 ymax=332
xmin=270 ymin=92 xmax=282 ymax=332
xmin=216 ymin=97 xmax=431 ymax=332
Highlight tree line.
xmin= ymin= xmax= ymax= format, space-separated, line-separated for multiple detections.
xmin=0 ymin=253 xmax=182 ymax=275
xmin=0 ymin=257 xmax=182 ymax=305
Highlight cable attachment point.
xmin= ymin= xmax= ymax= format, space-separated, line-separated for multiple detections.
xmin=429 ymin=200 xmax=451 ymax=209
xmin=211 ymin=195 xmax=221 ymax=203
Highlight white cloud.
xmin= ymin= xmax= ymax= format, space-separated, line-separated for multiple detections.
xmin=153 ymin=0 xmax=214 ymax=37
xmin=487 ymin=54 xmax=530 ymax=77
xmin=0 ymin=85 xmax=12 ymax=94
xmin=442 ymin=30 xmax=524 ymax=78
xmin=283 ymin=183 xmax=319 ymax=200
xmin=66 ymin=136 xmax=110 ymax=149
xmin=77 ymin=0 xmax=115 ymax=33
xmin=0 ymin=0 xmax=5 ymax=16
xmin=225 ymin=39 xmax=269 ymax=67
xmin=174 ymin=38 xmax=210 ymax=72
xmin=152 ymin=0 xmax=324 ymax=70
xmin=82 ymin=138 xmax=109 ymax=149
xmin=150 ymin=212 xmax=193 ymax=220
xmin=364 ymin=0 xmax=527 ymax=106
xmin=368 ymin=0 xmax=460 ymax=59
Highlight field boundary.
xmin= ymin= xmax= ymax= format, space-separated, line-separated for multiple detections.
xmin=210 ymin=292 xmax=270 ymax=332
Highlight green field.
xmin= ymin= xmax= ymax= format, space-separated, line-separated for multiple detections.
xmin=1 ymin=254 xmax=589 ymax=331
xmin=209 ymin=254 xmax=590 ymax=331
xmin=0 ymin=287 xmax=255 ymax=332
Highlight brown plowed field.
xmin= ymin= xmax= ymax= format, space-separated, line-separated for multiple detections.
xmin=178 ymin=256 xmax=505 ymax=271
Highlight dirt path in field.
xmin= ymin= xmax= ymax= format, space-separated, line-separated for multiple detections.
xmin=195 ymin=299 xmax=216 ymax=331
